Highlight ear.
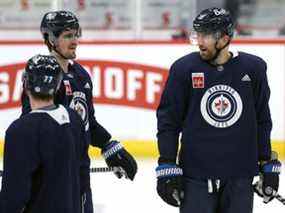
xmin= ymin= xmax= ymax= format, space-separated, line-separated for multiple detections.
xmin=217 ymin=34 xmax=230 ymax=48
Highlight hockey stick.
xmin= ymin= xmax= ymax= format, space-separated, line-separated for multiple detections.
xmin=90 ymin=166 xmax=115 ymax=173
xmin=90 ymin=166 xmax=125 ymax=174
xmin=275 ymin=194 xmax=285 ymax=205
xmin=0 ymin=167 xmax=125 ymax=177
xmin=91 ymin=166 xmax=128 ymax=179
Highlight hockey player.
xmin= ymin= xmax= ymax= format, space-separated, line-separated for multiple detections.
xmin=0 ymin=55 xmax=89 ymax=213
xmin=21 ymin=11 xmax=137 ymax=213
xmin=155 ymin=7 xmax=282 ymax=213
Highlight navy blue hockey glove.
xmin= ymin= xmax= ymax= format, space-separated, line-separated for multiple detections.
xmin=156 ymin=164 xmax=184 ymax=207
xmin=102 ymin=140 xmax=137 ymax=180
xmin=254 ymin=158 xmax=281 ymax=203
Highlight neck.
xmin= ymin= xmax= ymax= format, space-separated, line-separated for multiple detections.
xmin=51 ymin=51 xmax=69 ymax=73
xmin=212 ymin=48 xmax=232 ymax=66
xmin=29 ymin=97 xmax=54 ymax=110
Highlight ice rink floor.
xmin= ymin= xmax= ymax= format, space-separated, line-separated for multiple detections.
xmin=0 ymin=158 xmax=284 ymax=213
xmin=91 ymin=158 xmax=285 ymax=213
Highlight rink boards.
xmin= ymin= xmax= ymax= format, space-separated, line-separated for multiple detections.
xmin=0 ymin=40 xmax=284 ymax=159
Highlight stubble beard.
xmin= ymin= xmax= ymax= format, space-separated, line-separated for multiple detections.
xmin=199 ymin=48 xmax=217 ymax=61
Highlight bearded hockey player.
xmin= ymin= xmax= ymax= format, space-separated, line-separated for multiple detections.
xmin=155 ymin=7 xmax=281 ymax=213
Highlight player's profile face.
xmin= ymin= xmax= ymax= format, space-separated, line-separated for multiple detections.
xmin=196 ymin=32 xmax=218 ymax=60
xmin=56 ymin=29 xmax=79 ymax=59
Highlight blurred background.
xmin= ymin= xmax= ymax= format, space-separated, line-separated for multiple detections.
xmin=0 ymin=1 xmax=285 ymax=213
xmin=0 ymin=0 xmax=285 ymax=40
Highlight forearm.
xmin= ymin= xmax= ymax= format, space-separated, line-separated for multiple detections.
xmin=157 ymin=131 xmax=180 ymax=163
xmin=257 ymin=120 xmax=272 ymax=161
xmin=89 ymin=122 xmax=111 ymax=148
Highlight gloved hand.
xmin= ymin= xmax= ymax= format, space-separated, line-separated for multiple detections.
xmin=156 ymin=164 xmax=183 ymax=207
xmin=102 ymin=140 xmax=137 ymax=180
xmin=254 ymin=158 xmax=281 ymax=203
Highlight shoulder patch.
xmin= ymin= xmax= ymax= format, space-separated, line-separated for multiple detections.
xmin=192 ymin=73 xmax=204 ymax=88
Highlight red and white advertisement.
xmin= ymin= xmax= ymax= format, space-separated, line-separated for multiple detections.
xmin=0 ymin=42 xmax=284 ymax=144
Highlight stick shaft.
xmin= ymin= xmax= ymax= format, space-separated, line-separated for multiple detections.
xmin=0 ymin=167 xmax=116 ymax=177
xmin=276 ymin=194 xmax=285 ymax=205
xmin=90 ymin=167 xmax=115 ymax=173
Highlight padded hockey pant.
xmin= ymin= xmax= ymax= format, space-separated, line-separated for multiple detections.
xmin=180 ymin=177 xmax=254 ymax=213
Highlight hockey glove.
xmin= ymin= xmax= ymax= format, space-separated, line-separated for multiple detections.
xmin=102 ymin=140 xmax=137 ymax=180
xmin=254 ymin=159 xmax=281 ymax=203
xmin=156 ymin=164 xmax=183 ymax=207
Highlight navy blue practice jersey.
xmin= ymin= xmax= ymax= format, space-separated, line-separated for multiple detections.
xmin=0 ymin=105 xmax=89 ymax=213
xmin=157 ymin=51 xmax=272 ymax=179
xmin=21 ymin=61 xmax=111 ymax=148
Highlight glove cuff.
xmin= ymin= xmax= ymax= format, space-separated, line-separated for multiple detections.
xmin=158 ymin=157 xmax=176 ymax=165
xmin=102 ymin=140 xmax=123 ymax=159
xmin=261 ymin=160 xmax=281 ymax=174
xmin=156 ymin=164 xmax=183 ymax=179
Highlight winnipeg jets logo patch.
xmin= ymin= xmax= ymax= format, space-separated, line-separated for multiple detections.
xmin=192 ymin=73 xmax=204 ymax=88
xmin=70 ymin=92 xmax=89 ymax=131
xmin=200 ymin=85 xmax=243 ymax=128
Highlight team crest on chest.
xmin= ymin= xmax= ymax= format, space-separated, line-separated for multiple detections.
xmin=192 ymin=73 xmax=204 ymax=88
xmin=70 ymin=91 xmax=89 ymax=131
xmin=200 ymin=84 xmax=243 ymax=128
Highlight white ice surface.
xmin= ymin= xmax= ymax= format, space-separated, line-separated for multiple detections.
xmin=0 ymin=159 xmax=284 ymax=213
xmin=91 ymin=159 xmax=285 ymax=213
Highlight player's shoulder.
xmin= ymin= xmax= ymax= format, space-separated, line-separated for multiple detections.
xmin=6 ymin=118 xmax=21 ymax=134
xmin=172 ymin=52 xmax=200 ymax=67
xmin=236 ymin=51 xmax=267 ymax=81
xmin=5 ymin=114 xmax=37 ymax=136
xmin=4 ymin=117 xmax=35 ymax=148
xmin=70 ymin=60 xmax=92 ymax=80
xmin=170 ymin=52 xmax=200 ymax=75
xmin=237 ymin=51 xmax=267 ymax=68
